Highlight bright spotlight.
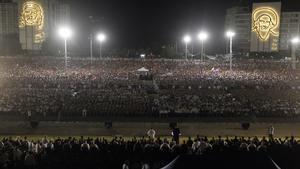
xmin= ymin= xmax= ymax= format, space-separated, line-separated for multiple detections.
xmin=226 ymin=31 xmax=235 ymax=38
xmin=291 ymin=37 xmax=300 ymax=44
xmin=58 ymin=27 xmax=72 ymax=39
xmin=97 ymin=33 xmax=106 ymax=42
xmin=183 ymin=35 xmax=191 ymax=43
xmin=198 ymin=32 xmax=208 ymax=41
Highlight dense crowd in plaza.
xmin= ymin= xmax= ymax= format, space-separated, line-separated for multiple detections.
xmin=0 ymin=57 xmax=299 ymax=119
xmin=0 ymin=135 xmax=299 ymax=169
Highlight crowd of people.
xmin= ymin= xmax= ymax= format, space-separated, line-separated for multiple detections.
xmin=0 ymin=135 xmax=299 ymax=169
xmin=0 ymin=57 xmax=299 ymax=119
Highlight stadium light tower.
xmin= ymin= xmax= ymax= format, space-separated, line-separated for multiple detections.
xmin=198 ymin=32 xmax=209 ymax=62
xmin=58 ymin=27 xmax=72 ymax=69
xmin=291 ymin=37 xmax=300 ymax=70
xmin=226 ymin=31 xmax=235 ymax=71
xmin=183 ymin=35 xmax=191 ymax=60
xmin=97 ymin=33 xmax=106 ymax=59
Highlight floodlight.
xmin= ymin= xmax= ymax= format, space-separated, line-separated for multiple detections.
xmin=58 ymin=27 xmax=72 ymax=69
xmin=198 ymin=32 xmax=208 ymax=41
xmin=291 ymin=37 xmax=300 ymax=44
xmin=97 ymin=33 xmax=106 ymax=42
xmin=226 ymin=30 xmax=235 ymax=71
xmin=183 ymin=35 xmax=191 ymax=43
xmin=58 ymin=27 xmax=72 ymax=39
xmin=226 ymin=31 xmax=235 ymax=38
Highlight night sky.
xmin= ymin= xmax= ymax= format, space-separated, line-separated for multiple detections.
xmin=67 ymin=0 xmax=300 ymax=53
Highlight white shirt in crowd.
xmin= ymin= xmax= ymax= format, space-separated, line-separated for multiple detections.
xmin=81 ymin=142 xmax=90 ymax=150
xmin=147 ymin=128 xmax=156 ymax=139
xmin=122 ymin=163 xmax=129 ymax=169
xmin=142 ymin=163 xmax=150 ymax=169
xmin=268 ymin=126 xmax=275 ymax=136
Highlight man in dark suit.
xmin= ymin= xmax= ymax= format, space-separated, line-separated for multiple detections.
xmin=172 ymin=127 xmax=181 ymax=144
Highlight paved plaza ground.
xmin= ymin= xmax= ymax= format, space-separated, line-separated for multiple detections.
xmin=1 ymin=121 xmax=300 ymax=138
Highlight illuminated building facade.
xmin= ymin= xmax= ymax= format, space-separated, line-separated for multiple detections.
xmin=0 ymin=0 xmax=70 ymax=53
xmin=252 ymin=7 xmax=279 ymax=41
xmin=250 ymin=2 xmax=281 ymax=52
xmin=18 ymin=0 xmax=70 ymax=51
xmin=19 ymin=0 xmax=45 ymax=50
xmin=226 ymin=2 xmax=300 ymax=53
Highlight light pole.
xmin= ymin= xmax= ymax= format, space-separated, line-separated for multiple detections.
xmin=90 ymin=33 xmax=93 ymax=65
xmin=198 ymin=32 xmax=208 ymax=62
xmin=97 ymin=33 xmax=106 ymax=59
xmin=291 ymin=37 xmax=299 ymax=70
xmin=226 ymin=31 xmax=235 ymax=71
xmin=58 ymin=27 xmax=72 ymax=69
xmin=183 ymin=35 xmax=191 ymax=60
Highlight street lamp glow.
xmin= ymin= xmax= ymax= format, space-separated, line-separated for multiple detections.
xmin=183 ymin=35 xmax=191 ymax=43
xmin=226 ymin=31 xmax=235 ymax=38
xmin=291 ymin=37 xmax=300 ymax=70
xmin=198 ymin=32 xmax=208 ymax=62
xmin=226 ymin=30 xmax=235 ymax=71
xmin=58 ymin=27 xmax=72 ymax=39
xmin=97 ymin=33 xmax=106 ymax=58
xmin=97 ymin=33 xmax=106 ymax=42
xmin=198 ymin=32 xmax=208 ymax=41
xmin=291 ymin=37 xmax=300 ymax=44
xmin=183 ymin=35 xmax=191 ymax=60
xmin=58 ymin=27 xmax=72 ymax=69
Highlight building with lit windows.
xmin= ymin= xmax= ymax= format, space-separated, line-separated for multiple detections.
xmin=0 ymin=0 xmax=19 ymax=54
xmin=0 ymin=0 xmax=18 ymax=35
xmin=280 ymin=12 xmax=300 ymax=51
xmin=225 ymin=6 xmax=251 ymax=52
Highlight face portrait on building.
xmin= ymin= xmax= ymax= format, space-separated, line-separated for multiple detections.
xmin=250 ymin=3 xmax=281 ymax=52
xmin=252 ymin=7 xmax=279 ymax=41
xmin=22 ymin=2 xmax=43 ymax=26
xmin=19 ymin=1 xmax=45 ymax=44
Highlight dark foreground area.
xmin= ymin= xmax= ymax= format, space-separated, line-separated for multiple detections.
xmin=0 ymin=136 xmax=299 ymax=169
